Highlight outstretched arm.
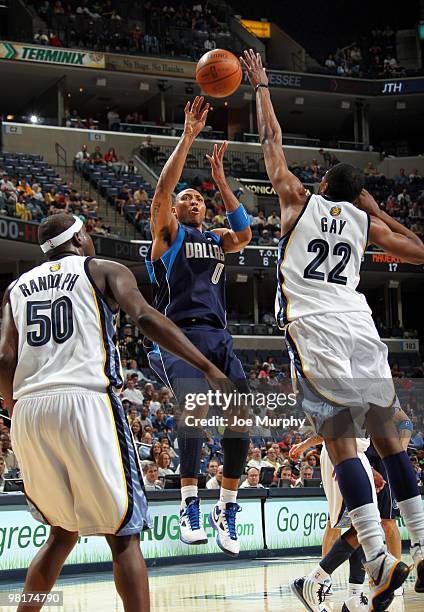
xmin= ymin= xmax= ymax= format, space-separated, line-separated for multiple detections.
xmin=356 ymin=189 xmax=423 ymax=246
xmin=206 ymin=141 xmax=252 ymax=253
xmin=150 ymin=97 xmax=210 ymax=259
xmin=368 ymin=215 xmax=424 ymax=264
xmin=0 ymin=287 xmax=18 ymax=415
xmin=240 ymin=50 xmax=307 ymax=210
xmin=90 ymin=259 xmax=225 ymax=383
xmin=357 ymin=188 xmax=424 ymax=263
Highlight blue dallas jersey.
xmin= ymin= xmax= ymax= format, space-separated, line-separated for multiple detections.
xmin=145 ymin=224 xmax=227 ymax=328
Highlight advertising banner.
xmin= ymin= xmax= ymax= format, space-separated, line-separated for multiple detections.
xmin=105 ymin=54 xmax=196 ymax=78
xmin=0 ymin=42 xmax=105 ymax=69
xmin=0 ymin=498 xmax=263 ymax=571
xmin=264 ymin=498 xmax=411 ymax=550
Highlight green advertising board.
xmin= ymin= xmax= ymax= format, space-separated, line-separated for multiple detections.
xmin=264 ymin=498 xmax=412 ymax=550
xmin=0 ymin=498 xmax=262 ymax=571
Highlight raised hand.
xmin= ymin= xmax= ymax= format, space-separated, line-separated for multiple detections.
xmin=355 ymin=188 xmax=381 ymax=216
xmin=183 ymin=96 xmax=210 ymax=140
xmin=240 ymin=49 xmax=268 ymax=89
xmin=205 ymin=141 xmax=229 ymax=185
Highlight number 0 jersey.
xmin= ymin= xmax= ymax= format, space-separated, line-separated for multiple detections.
xmin=145 ymin=223 xmax=227 ymax=328
xmin=275 ymin=194 xmax=371 ymax=327
xmin=10 ymin=255 xmax=123 ymax=399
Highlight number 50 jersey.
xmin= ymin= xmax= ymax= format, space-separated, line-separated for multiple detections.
xmin=275 ymin=194 xmax=372 ymax=328
xmin=10 ymin=255 xmax=123 ymax=399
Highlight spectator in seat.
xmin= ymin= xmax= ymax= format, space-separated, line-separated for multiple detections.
xmin=266 ymin=210 xmax=280 ymax=229
xmin=75 ymin=145 xmax=90 ymax=165
xmin=34 ymin=30 xmax=49 ymax=45
xmin=132 ymin=25 xmax=142 ymax=50
xmin=206 ymin=464 xmax=223 ymax=489
xmin=139 ymin=136 xmax=158 ymax=165
xmin=204 ymin=37 xmax=216 ymax=51
xmin=410 ymin=218 xmax=423 ymax=238
xmin=127 ymin=407 xmax=139 ymax=426
xmin=294 ymin=464 xmax=314 ymax=487
xmin=239 ymin=467 xmax=264 ymax=488
xmin=1 ymin=433 xmax=18 ymax=472
xmin=131 ymin=419 xmax=143 ymax=443
xmin=263 ymin=447 xmax=280 ymax=473
xmin=394 ymin=168 xmax=408 ymax=188
xmin=134 ymin=186 xmax=148 ymax=204
xmin=258 ymin=229 xmax=273 ymax=246
xmin=205 ymin=458 xmax=220 ymax=482
xmin=409 ymin=168 xmax=422 ymax=183
xmin=251 ymin=210 xmax=266 ymax=227
xmin=325 ymin=54 xmax=336 ymax=71
xmin=15 ymin=195 xmax=32 ymax=221
xmin=0 ymin=455 xmax=8 ymax=492
xmin=141 ymin=432 xmax=153 ymax=446
xmin=116 ymin=185 xmax=131 ymax=213
xmin=90 ymin=146 xmax=103 ymax=164
xmin=201 ymin=177 xmax=215 ymax=196
xmin=104 ymin=147 xmax=118 ymax=165
xmin=157 ymin=452 xmax=174 ymax=476
xmin=122 ymin=377 xmax=144 ymax=407
xmin=247 ymin=447 xmax=268 ymax=472
xmin=151 ymin=409 xmax=168 ymax=433
xmin=139 ymin=402 xmax=153 ymax=431
xmin=143 ymin=462 xmax=163 ymax=490
xmin=148 ymin=441 xmax=162 ymax=465
xmin=278 ymin=464 xmax=293 ymax=483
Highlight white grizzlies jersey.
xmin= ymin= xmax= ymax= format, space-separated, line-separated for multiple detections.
xmin=10 ymin=255 xmax=123 ymax=399
xmin=275 ymin=194 xmax=372 ymax=326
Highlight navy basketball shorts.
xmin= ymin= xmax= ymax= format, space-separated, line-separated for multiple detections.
xmin=368 ymin=454 xmax=400 ymax=520
xmin=147 ymin=324 xmax=247 ymax=405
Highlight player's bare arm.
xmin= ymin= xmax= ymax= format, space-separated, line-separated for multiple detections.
xmin=356 ymin=188 xmax=423 ymax=246
xmin=88 ymin=258 xmax=226 ymax=384
xmin=241 ymin=49 xmax=307 ymax=233
xmin=150 ymin=96 xmax=210 ymax=259
xmin=206 ymin=141 xmax=252 ymax=253
xmin=0 ymin=286 xmax=18 ymax=415
xmin=367 ymin=214 xmax=424 ymax=264
xmin=289 ymin=434 xmax=323 ymax=461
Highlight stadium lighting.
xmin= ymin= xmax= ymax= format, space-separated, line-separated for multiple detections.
xmin=6 ymin=114 xmax=14 ymax=121
xmin=30 ymin=114 xmax=39 ymax=124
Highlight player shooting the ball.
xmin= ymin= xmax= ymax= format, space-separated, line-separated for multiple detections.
xmin=145 ymin=96 xmax=253 ymax=556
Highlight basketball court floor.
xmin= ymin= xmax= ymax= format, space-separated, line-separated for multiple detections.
xmin=2 ymin=554 xmax=422 ymax=611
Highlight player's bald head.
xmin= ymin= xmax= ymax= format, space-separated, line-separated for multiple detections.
xmin=38 ymin=213 xmax=77 ymax=245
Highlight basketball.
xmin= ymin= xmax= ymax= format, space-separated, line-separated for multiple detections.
xmin=196 ymin=49 xmax=242 ymax=98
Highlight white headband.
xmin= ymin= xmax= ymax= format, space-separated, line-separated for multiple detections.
xmin=40 ymin=216 xmax=84 ymax=253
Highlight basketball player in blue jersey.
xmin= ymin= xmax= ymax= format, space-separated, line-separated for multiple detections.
xmin=0 ymin=213 xmax=232 ymax=612
xmin=242 ymin=49 xmax=424 ymax=611
xmin=145 ymin=96 xmax=252 ymax=556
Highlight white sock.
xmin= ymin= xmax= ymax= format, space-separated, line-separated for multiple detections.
xmin=309 ymin=565 xmax=330 ymax=584
xmin=398 ymin=495 xmax=424 ymax=546
xmin=218 ymin=487 xmax=237 ymax=508
xmin=349 ymin=503 xmax=386 ymax=562
xmin=181 ymin=485 xmax=198 ymax=507
xmin=348 ymin=583 xmax=362 ymax=597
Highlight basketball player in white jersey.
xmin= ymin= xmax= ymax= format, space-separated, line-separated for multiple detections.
xmin=0 ymin=213 xmax=231 ymax=612
xmin=242 ymin=49 xmax=424 ymax=612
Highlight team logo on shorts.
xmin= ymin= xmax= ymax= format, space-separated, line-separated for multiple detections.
xmin=330 ymin=206 xmax=342 ymax=217
xmin=49 ymin=263 xmax=61 ymax=272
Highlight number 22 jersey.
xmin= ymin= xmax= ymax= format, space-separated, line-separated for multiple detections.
xmin=275 ymin=194 xmax=372 ymax=327
xmin=10 ymin=255 xmax=123 ymax=399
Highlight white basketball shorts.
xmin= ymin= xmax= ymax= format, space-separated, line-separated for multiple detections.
xmin=285 ymin=311 xmax=396 ymax=431
xmin=11 ymin=387 xmax=151 ymax=536
xmin=320 ymin=440 xmax=377 ymax=528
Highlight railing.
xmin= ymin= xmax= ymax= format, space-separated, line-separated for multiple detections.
xmin=55 ymin=142 xmax=67 ymax=168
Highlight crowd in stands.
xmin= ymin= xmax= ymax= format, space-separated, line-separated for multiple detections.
xmin=0 ymin=152 xmax=113 ymax=235
xmin=323 ymin=25 xmax=405 ymax=79
xmin=26 ymin=0 xmax=235 ymax=61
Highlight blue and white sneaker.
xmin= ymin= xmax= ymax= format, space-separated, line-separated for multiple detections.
xmin=208 ymin=502 xmax=241 ymax=557
xmin=179 ymin=497 xmax=208 ymax=545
